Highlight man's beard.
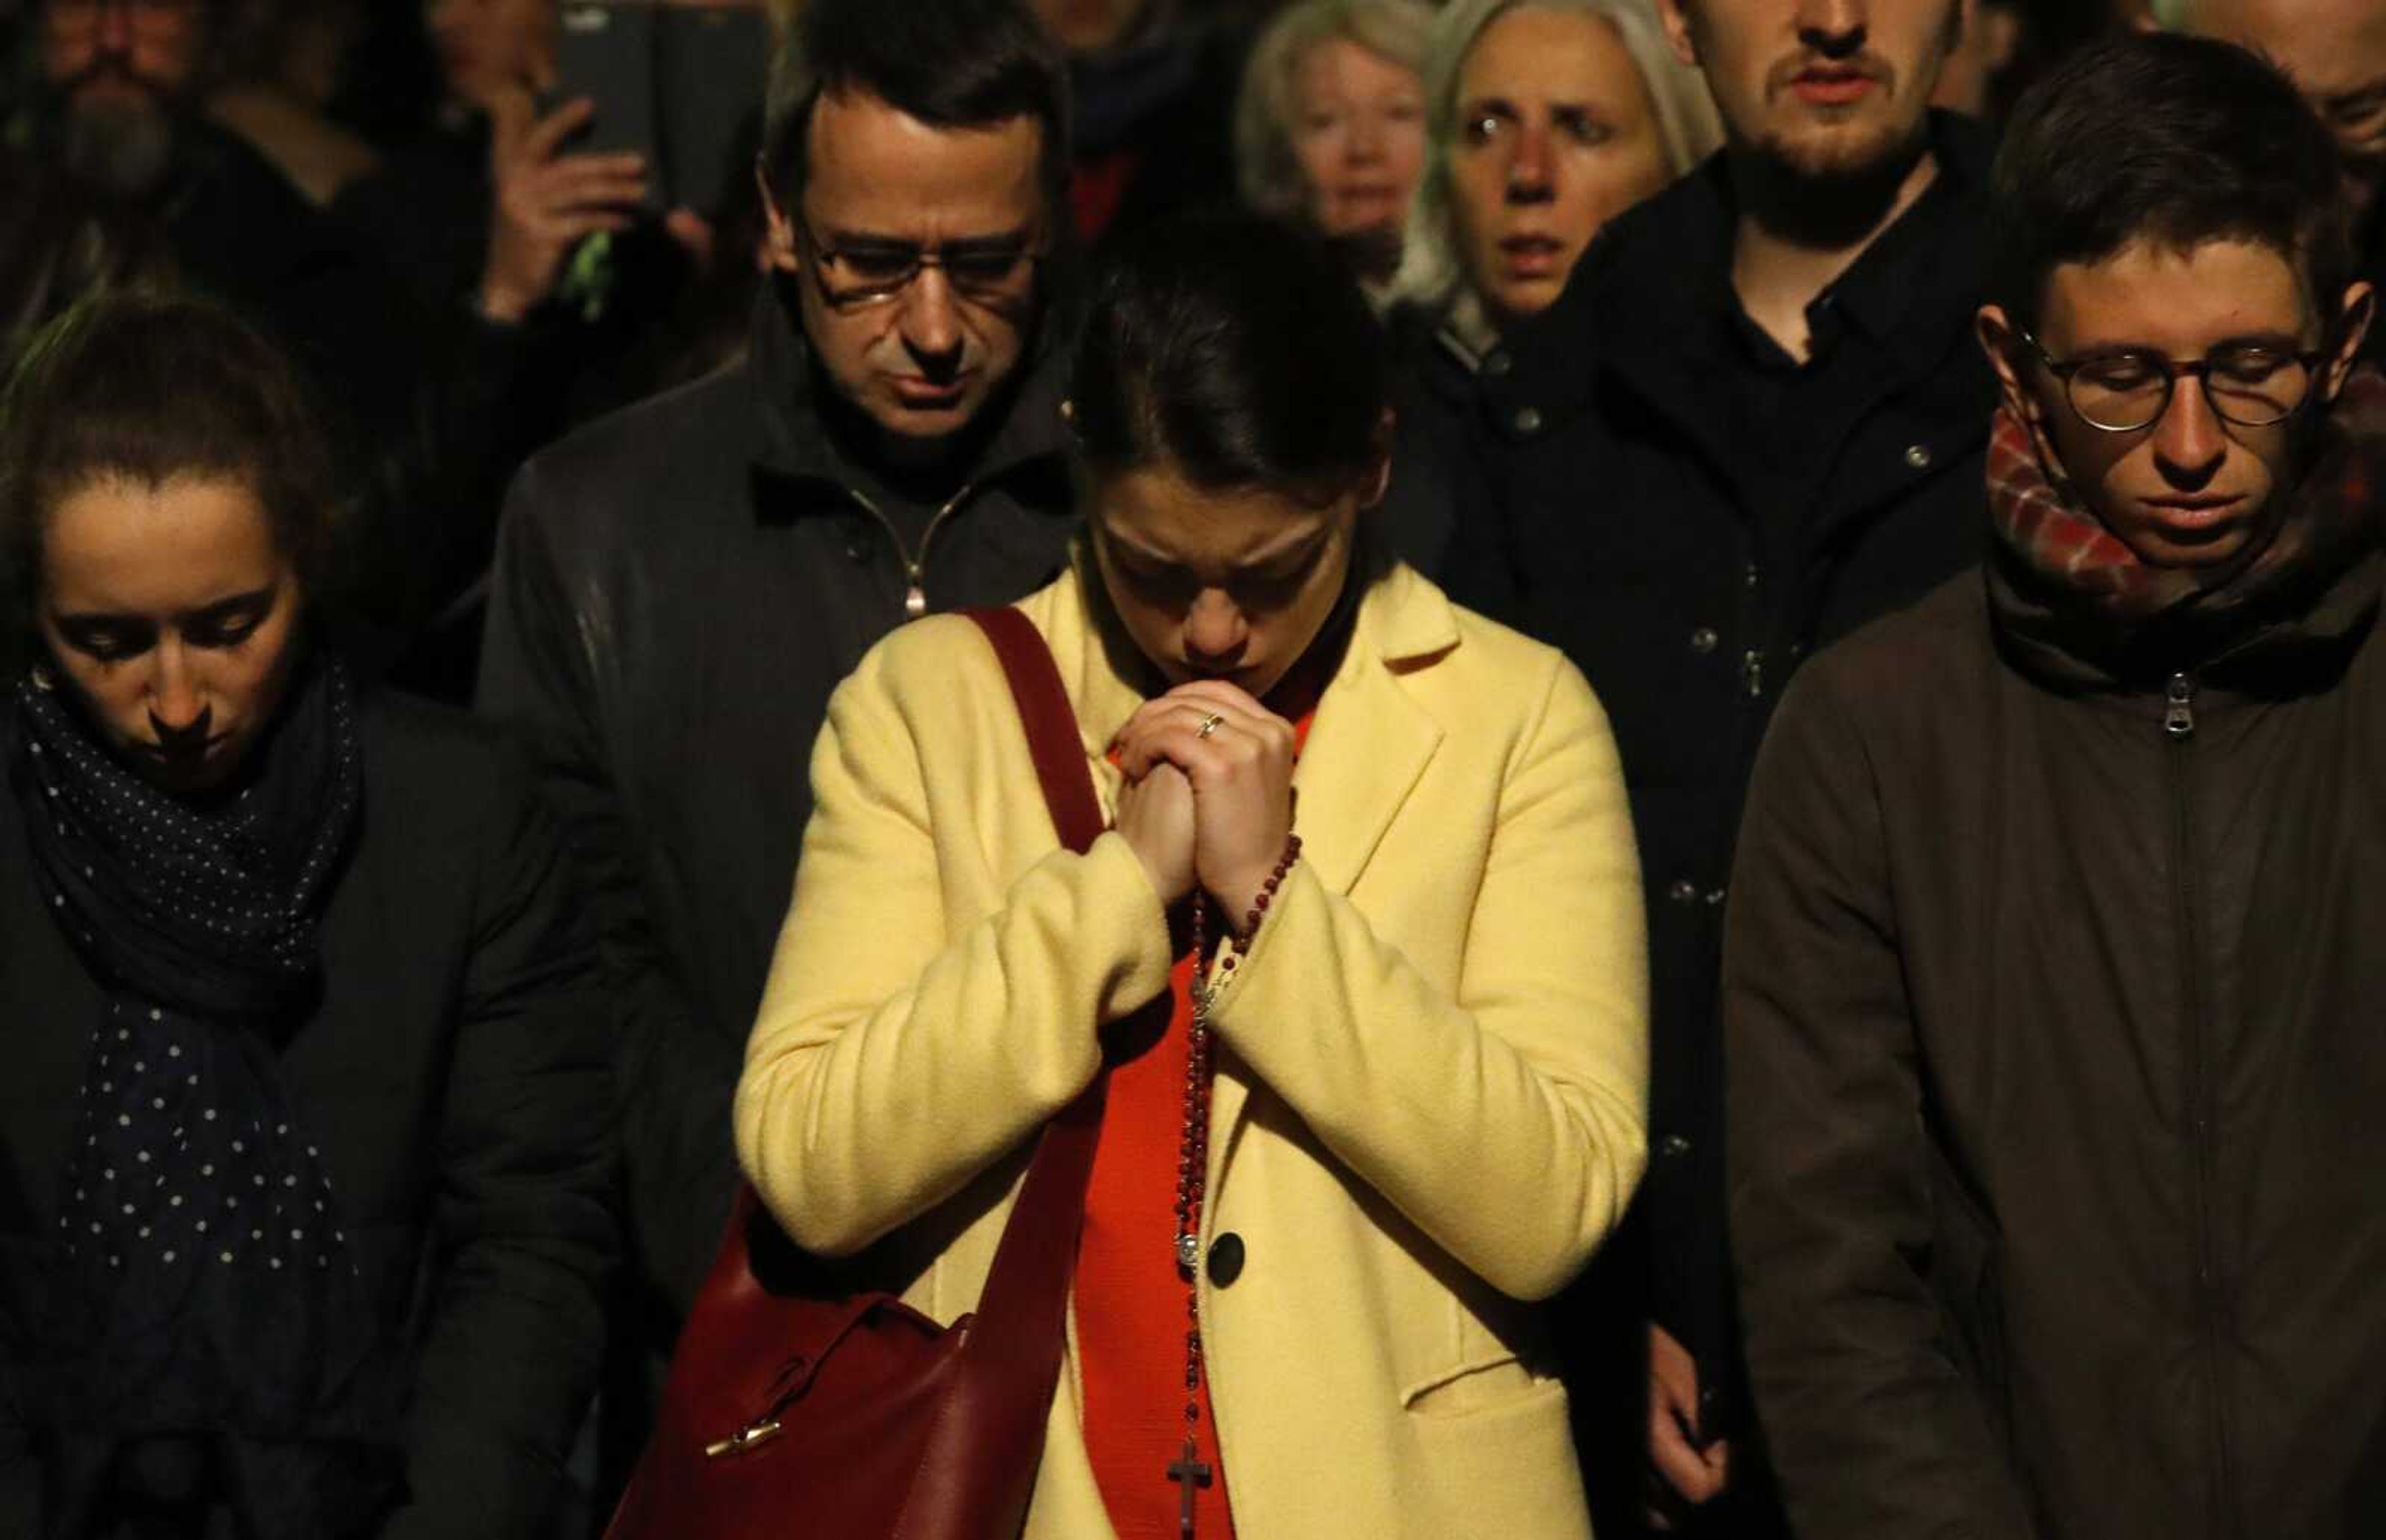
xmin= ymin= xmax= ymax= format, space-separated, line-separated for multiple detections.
xmin=57 ymin=87 xmax=181 ymax=203
xmin=1737 ymin=106 xmax=1934 ymax=249
xmin=1733 ymin=8 xmax=1959 ymax=242
xmin=1752 ymin=107 xmax=1928 ymax=186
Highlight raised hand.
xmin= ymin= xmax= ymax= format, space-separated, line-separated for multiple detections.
xmin=477 ymin=84 xmax=649 ymax=324
xmin=1113 ymin=680 xmax=1297 ymax=924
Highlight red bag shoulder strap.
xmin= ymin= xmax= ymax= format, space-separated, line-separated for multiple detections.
xmin=965 ymin=606 xmax=1106 ymax=855
xmin=894 ymin=609 xmax=1111 ymax=1532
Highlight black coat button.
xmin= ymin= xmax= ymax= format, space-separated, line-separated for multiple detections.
xmin=1207 ymin=1232 xmax=1246 ymax=1287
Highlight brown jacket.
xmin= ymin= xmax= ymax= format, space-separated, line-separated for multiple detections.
xmin=1723 ymin=555 xmax=2386 ymax=1540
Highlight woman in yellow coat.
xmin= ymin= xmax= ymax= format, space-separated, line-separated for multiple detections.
xmin=734 ymin=212 xmax=1648 ymax=1539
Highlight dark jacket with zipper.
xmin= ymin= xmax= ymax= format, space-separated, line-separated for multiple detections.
xmin=0 ymin=691 xmax=614 ymax=1540
xmin=474 ymin=287 xmax=1078 ymax=1327
xmin=1724 ymin=550 xmax=2386 ymax=1540
xmin=1447 ymin=114 xmax=1998 ymax=1452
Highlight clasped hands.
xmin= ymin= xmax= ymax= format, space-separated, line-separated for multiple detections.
xmin=1113 ymin=681 xmax=1297 ymax=927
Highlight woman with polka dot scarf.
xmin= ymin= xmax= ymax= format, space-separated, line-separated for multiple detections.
xmin=0 ymin=295 xmax=613 ymax=1539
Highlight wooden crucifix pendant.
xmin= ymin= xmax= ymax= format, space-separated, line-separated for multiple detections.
xmin=1166 ymin=1436 xmax=1213 ymax=1538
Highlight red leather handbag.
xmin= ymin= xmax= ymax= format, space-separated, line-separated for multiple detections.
xmin=604 ymin=607 xmax=1107 ymax=1540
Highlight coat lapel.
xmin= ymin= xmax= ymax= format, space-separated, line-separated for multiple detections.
xmin=1207 ymin=562 xmax=1453 ymax=1157
xmin=1292 ymin=637 xmax=1446 ymax=897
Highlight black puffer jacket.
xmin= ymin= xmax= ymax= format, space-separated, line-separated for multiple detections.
xmin=475 ymin=288 xmax=1079 ymax=1324
xmin=1726 ymin=547 xmax=2386 ymax=1540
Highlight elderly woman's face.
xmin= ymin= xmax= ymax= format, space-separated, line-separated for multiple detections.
xmin=36 ymin=474 xmax=303 ymax=795
xmin=1289 ymin=37 xmax=1427 ymax=240
xmin=1448 ymin=7 xmax=1671 ymax=329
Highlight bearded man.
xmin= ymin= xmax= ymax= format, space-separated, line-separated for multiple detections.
xmin=1447 ymin=2 xmax=1996 ymax=1533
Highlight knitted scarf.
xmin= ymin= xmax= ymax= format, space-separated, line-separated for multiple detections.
xmin=11 ymin=655 xmax=400 ymax=1538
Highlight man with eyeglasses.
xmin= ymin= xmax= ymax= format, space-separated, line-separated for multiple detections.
xmin=475 ymin=0 xmax=1077 ymax=1472
xmin=1726 ymin=33 xmax=2386 ymax=1540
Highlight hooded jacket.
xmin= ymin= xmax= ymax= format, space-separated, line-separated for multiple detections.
xmin=475 ymin=287 xmax=1078 ymax=1320
xmin=1724 ymin=509 xmax=2386 ymax=1539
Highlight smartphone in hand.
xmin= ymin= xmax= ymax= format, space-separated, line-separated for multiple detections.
xmin=552 ymin=0 xmax=768 ymax=217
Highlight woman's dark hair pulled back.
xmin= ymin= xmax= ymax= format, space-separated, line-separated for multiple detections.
xmin=1071 ymin=211 xmax=1389 ymax=506
xmin=0 ymin=293 xmax=342 ymax=655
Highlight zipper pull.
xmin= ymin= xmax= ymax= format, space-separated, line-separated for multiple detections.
xmin=903 ymin=564 xmax=927 ymax=621
xmin=2164 ymin=672 xmax=2196 ymax=740
xmin=1742 ymin=649 xmax=1766 ymax=699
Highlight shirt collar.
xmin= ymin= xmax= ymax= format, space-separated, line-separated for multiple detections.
xmin=1684 ymin=109 xmax=1983 ymax=370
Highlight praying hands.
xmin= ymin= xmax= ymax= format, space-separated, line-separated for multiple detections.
xmin=1113 ymin=680 xmax=1298 ymax=923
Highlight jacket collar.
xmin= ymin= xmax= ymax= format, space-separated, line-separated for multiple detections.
xmin=744 ymin=282 xmax=1075 ymax=510
xmin=1054 ymin=554 xmax=1455 ymax=897
xmin=1988 ymin=543 xmax=2383 ymax=707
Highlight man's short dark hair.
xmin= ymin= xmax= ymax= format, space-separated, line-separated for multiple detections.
xmin=1988 ymin=33 xmax=2354 ymax=330
xmin=761 ymin=0 xmax=1071 ymax=220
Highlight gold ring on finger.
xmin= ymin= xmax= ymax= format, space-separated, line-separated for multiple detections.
xmin=1196 ymin=712 xmax=1226 ymax=740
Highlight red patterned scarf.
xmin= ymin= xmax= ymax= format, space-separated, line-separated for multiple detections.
xmin=1986 ymin=369 xmax=2386 ymax=633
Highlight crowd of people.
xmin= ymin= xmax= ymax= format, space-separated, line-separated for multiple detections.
xmin=1 ymin=1 xmax=2384 ymax=1538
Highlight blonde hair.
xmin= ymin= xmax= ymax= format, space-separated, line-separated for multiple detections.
xmin=1235 ymin=0 xmax=1435 ymax=224
xmin=1387 ymin=0 xmax=1722 ymax=332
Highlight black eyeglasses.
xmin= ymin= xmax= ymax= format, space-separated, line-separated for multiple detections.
xmin=2018 ymin=329 xmax=2328 ymax=434
xmin=793 ymin=209 xmax=1041 ymax=311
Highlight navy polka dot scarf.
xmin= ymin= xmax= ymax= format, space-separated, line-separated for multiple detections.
xmin=12 ymin=657 xmax=401 ymax=1534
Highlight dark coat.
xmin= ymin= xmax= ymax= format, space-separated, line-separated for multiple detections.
xmin=473 ymin=288 xmax=1079 ymax=1326
xmin=0 ymin=691 xmax=615 ymax=1539
xmin=1724 ymin=554 xmax=2386 ymax=1540
xmin=1447 ymin=119 xmax=1998 ymax=1441
xmin=1379 ymin=301 xmax=1484 ymax=582
xmin=1065 ymin=17 xmax=1246 ymax=247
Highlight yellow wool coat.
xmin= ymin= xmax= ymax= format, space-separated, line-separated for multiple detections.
xmin=735 ymin=559 xmax=1650 ymax=1539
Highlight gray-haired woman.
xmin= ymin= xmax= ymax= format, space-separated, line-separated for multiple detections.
xmin=1235 ymin=0 xmax=1432 ymax=291
xmin=1378 ymin=0 xmax=1720 ymax=575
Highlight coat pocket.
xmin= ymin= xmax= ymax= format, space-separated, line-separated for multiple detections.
xmin=1405 ymin=1367 xmax=1589 ymax=1539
